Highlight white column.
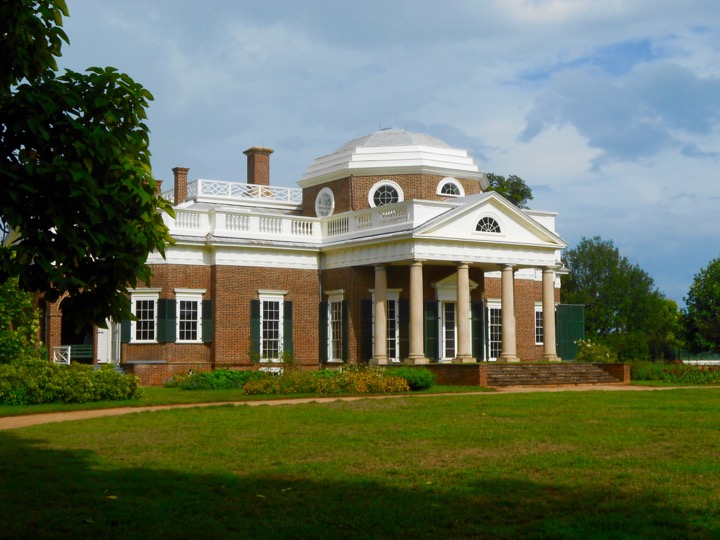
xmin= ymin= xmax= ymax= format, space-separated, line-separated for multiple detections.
xmin=454 ymin=262 xmax=474 ymax=363
xmin=499 ymin=264 xmax=519 ymax=362
xmin=406 ymin=259 xmax=428 ymax=364
xmin=542 ymin=267 xmax=560 ymax=362
xmin=371 ymin=264 xmax=388 ymax=365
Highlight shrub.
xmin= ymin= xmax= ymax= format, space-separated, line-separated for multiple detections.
xmin=387 ymin=367 xmax=436 ymax=390
xmin=629 ymin=360 xmax=667 ymax=381
xmin=0 ymin=361 xmax=142 ymax=405
xmin=165 ymin=369 xmax=265 ymax=390
xmin=242 ymin=366 xmax=410 ymax=396
xmin=661 ymin=365 xmax=720 ymax=384
xmin=575 ymin=339 xmax=618 ymax=363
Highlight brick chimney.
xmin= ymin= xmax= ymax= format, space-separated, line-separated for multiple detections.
xmin=154 ymin=179 xmax=163 ymax=195
xmin=244 ymin=147 xmax=273 ymax=186
xmin=172 ymin=167 xmax=189 ymax=204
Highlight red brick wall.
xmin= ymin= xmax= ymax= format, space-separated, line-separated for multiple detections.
xmin=213 ymin=265 xmax=320 ymax=368
xmin=302 ymin=173 xmax=483 ymax=216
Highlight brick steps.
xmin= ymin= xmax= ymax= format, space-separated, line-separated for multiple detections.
xmin=485 ymin=363 xmax=622 ymax=387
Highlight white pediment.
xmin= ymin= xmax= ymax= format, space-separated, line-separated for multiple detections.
xmin=414 ymin=192 xmax=566 ymax=250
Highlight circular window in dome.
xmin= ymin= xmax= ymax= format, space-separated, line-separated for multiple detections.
xmin=315 ymin=187 xmax=335 ymax=217
xmin=369 ymin=181 xmax=404 ymax=207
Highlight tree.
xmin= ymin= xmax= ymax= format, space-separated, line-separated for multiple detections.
xmin=683 ymin=256 xmax=720 ymax=353
xmin=562 ymin=236 xmax=676 ymax=360
xmin=1 ymin=1 xmax=173 ymax=329
xmin=485 ymin=173 xmax=534 ymax=208
xmin=0 ymin=277 xmax=42 ymax=364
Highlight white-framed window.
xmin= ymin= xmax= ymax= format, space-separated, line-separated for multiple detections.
xmin=488 ymin=302 xmax=502 ymax=361
xmin=129 ymin=289 xmax=161 ymax=343
xmin=437 ymin=177 xmax=465 ymax=197
xmin=259 ymin=291 xmax=286 ymax=361
xmin=535 ymin=305 xmax=544 ymax=345
xmin=368 ymin=180 xmax=404 ymax=207
xmin=476 ymin=216 xmax=501 ymax=233
xmin=175 ymin=289 xmax=205 ymax=343
xmin=440 ymin=301 xmax=457 ymax=361
xmin=315 ymin=187 xmax=335 ymax=217
xmin=327 ymin=290 xmax=344 ymax=362
xmin=371 ymin=290 xmax=401 ymax=362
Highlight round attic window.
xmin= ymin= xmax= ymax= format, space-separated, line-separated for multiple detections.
xmin=369 ymin=180 xmax=404 ymax=207
xmin=315 ymin=187 xmax=335 ymax=217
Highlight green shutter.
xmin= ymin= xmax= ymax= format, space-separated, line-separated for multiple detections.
xmin=121 ymin=319 xmax=131 ymax=343
xmin=157 ymin=299 xmax=176 ymax=343
xmin=424 ymin=301 xmax=439 ymax=361
xmin=202 ymin=299 xmax=213 ymax=343
xmin=319 ymin=301 xmax=328 ymax=362
xmin=341 ymin=300 xmax=349 ymax=362
xmin=250 ymin=300 xmax=261 ymax=360
xmin=283 ymin=301 xmax=293 ymax=358
xmin=360 ymin=299 xmax=373 ymax=363
xmin=471 ymin=301 xmax=485 ymax=360
xmin=398 ymin=299 xmax=410 ymax=360
xmin=556 ymin=304 xmax=585 ymax=360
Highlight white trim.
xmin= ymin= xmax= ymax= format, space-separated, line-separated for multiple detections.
xmin=258 ymin=291 xmax=286 ymax=361
xmin=176 ymin=292 xmax=204 ymax=343
xmin=130 ymin=291 xmax=159 ymax=344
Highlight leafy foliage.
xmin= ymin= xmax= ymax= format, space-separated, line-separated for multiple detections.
xmin=574 ymin=339 xmax=618 ymax=363
xmin=485 ymin=173 xmax=534 ymax=208
xmin=660 ymin=365 xmax=720 ymax=384
xmin=165 ymin=369 xmax=266 ymax=390
xmin=0 ymin=1 xmax=173 ymax=329
xmin=0 ymin=362 xmax=142 ymax=405
xmin=0 ymin=277 xmax=43 ymax=364
xmin=562 ymin=236 xmax=679 ymax=360
xmin=683 ymin=256 xmax=720 ymax=353
xmin=387 ymin=367 xmax=436 ymax=390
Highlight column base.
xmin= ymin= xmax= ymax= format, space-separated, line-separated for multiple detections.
xmin=404 ymin=356 xmax=429 ymax=365
xmin=542 ymin=354 xmax=562 ymax=363
xmin=452 ymin=355 xmax=476 ymax=364
xmin=369 ymin=356 xmax=389 ymax=366
xmin=499 ymin=355 xmax=520 ymax=363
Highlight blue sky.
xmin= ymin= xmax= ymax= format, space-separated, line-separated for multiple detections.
xmin=57 ymin=0 xmax=720 ymax=305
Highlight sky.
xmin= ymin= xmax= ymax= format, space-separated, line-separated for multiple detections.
xmin=56 ymin=0 xmax=720 ymax=305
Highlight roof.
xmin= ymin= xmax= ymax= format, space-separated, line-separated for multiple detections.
xmin=299 ymin=128 xmax=486 ymax=187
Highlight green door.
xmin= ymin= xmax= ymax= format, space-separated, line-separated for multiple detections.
xmin=556 ymin=304 xmax=585 ymax=360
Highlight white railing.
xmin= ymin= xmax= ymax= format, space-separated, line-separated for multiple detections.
xmin=324 ymin=202 xmax=415 ymax=238
xmin=163 ymin=180 xmax=302 ymax=206
xmin=53 ymin=346 xmax=71 ymax=365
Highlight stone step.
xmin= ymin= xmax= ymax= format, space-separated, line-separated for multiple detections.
xmin=485 ymin=363 xmax=622 ymax=387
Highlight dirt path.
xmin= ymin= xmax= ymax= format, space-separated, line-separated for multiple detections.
xmin=0 ymin=385 xmax=708 ymax=431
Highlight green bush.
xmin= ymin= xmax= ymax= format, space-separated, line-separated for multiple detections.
xmin=164 ymin=369 xmax=267 ymax=390
xmin=629 ymin=360 xmax=667 ymax=381
xmin=387 ymin=367 xmax=436 ymax=390
xmin=661 ymin=365 xmax=720 ymax=384
xmin=242 ymin=366 xmax=410 ymax=396
xmin=0 ymin=361 xmax=142 ymax=405
xmin=575 ymin=339 xmax=618 ymax=363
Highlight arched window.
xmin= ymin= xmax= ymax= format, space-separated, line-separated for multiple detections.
xmin=476 ymin=217 xmax=501 ymax=233
xmin=369 ymin=181 xmax=404 ymax=207
xmin=437 ymin=177 xmax=464 ymax=197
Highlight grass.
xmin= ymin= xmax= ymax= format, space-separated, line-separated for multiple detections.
xmin=1 ymin=388 xmax=719 ymax=538
xmin=0 ymin=385 xmax=493 ymax=417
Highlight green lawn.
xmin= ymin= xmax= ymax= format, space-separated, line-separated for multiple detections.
xmin=1 ymin=389 xmax=719 ymax=538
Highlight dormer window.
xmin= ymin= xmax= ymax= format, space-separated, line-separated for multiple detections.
xmin=476 ymin=217 xmax=501 ymax=233
xmin=437 ymin=177 xmax=464 ymax=197
xmin=369 ymin=181 xmax=404 ymax=207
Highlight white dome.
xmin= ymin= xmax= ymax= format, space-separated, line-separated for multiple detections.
xmin=299 ymin=128 xmax=483 ymax=187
